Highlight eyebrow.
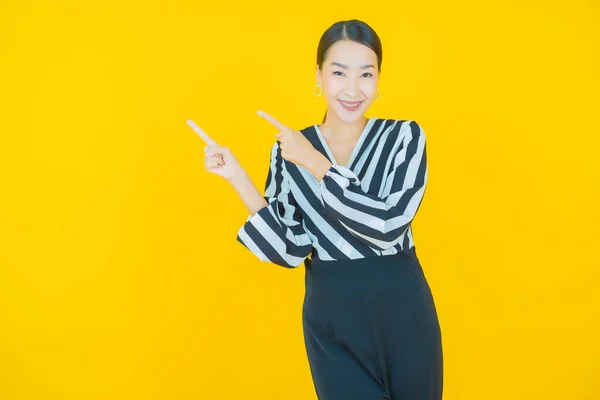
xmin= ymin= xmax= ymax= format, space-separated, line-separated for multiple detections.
xmin=330 ymin=62 xmax=375 ymax=70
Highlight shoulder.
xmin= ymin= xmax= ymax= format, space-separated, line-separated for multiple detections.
xmin=405 ymin=120 xmax=425 ymax=140
xmin=296 ymin=118 xmax=424 ymax=139
xmin=389 ymin=119 xmax=425 ymax=141
xmin=375 ymin=118 xmax=425 ymax=142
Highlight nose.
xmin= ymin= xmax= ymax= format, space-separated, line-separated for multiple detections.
xmin=345 ymin=78 xmax=359 ymax=97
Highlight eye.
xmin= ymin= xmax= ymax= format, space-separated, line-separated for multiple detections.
xmin=333 ymin=71 xmax=345 ymax=76
xmin=362 ymin=72 xmax=373 ymax=77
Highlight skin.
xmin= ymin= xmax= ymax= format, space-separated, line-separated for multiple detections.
xmin=196 ymin=39 xmax=380 ymax=216
xmin=315 ymin=39 xmax=380 ymax=166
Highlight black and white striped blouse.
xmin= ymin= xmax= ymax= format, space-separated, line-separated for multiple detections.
xmin=236 ymin=117 xmax=428 ymax=268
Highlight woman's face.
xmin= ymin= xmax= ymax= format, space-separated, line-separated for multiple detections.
xmin=316 ymin=39 xmax=380 ymax=123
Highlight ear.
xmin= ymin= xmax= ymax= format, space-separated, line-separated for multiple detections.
xmin=315 ymin=65 xmax=321 ymax=85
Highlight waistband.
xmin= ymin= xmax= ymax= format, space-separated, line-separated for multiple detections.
xmin=304 ymin=248 xmax=421 ymax=276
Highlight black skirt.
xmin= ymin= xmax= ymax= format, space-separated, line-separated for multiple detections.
xmin=302 ymin=247 xmax=443 ymax=400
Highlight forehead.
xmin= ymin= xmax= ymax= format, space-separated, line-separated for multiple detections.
xmin=325 ymin=40 xmax=377 ymax=67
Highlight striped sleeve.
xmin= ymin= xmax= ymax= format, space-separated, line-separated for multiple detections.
xmin=236 ymin=141 xmax=313 ymax=268
xmin=318 ymin=120 xmax=428 ymax=251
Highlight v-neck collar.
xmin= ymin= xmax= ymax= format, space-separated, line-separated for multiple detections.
xmin=313 ymin=117 xmax=377 ymax=168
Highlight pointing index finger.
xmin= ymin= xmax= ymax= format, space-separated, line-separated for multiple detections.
xmin=257 ymin=110 xmax=291 ymax=132
xmin=186 ymin=119 xmax=218 ymax=146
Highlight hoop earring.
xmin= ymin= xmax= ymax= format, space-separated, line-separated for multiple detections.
xmin=314 ymin=84 xmax=323 ymax=97
xmin=375 ymin=88 xmax=380 ymax=101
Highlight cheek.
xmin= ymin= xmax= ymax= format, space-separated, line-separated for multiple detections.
xmin=323 ymin=76 xmax=343 ymax=95
xmin=362 ymin=80 xmax=378 ymax=95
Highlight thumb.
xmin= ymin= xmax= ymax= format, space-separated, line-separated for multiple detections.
xmin=205 ymin=144 xmax=229 ymax=157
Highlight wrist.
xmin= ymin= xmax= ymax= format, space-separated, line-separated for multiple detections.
xmin=226 ymin=168 xmax=248 ymax=186
xmin=306 ymin=151 xmax=332 ymax=182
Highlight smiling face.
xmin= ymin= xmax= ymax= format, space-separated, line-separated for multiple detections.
xmin=316 ymin=39 xmax=380 ymax=124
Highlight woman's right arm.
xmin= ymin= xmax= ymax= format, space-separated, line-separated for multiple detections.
xmin=203 ymin=143 xmax=267 ymax=216
xmin=227 ymin=170 xmax=268 ymax=217
xmin=204 ymin=140 xmax=312 ymax=268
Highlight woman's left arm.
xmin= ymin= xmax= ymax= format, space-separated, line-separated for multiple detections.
xmin=311 ymin=121 xmax=428 ymax=251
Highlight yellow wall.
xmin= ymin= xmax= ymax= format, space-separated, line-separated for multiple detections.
xmin=1 ymin=0 xmax=599 ymax=398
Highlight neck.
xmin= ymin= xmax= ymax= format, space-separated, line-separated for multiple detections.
xmin=320 ymin=112 xmax=369 ymax=140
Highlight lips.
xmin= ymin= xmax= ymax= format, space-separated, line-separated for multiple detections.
xmin=339 ymin=100 xmax=363 ymax=111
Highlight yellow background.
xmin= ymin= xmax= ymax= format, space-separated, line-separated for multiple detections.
xmin=1 ymin=0 xmax=599 ymax=399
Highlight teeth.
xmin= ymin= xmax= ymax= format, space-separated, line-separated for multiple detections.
xmin=341 ymin=101 xmax=360 ymax=107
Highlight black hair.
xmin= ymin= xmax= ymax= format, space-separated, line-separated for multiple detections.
xmin=316 ymin=19 xmax=383 ymax=123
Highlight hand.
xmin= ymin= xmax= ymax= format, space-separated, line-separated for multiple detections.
xmin=256 ymin=110 xmax=320 ymax=169
xmin=186 ymin=119 xmax=244 ymax=181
